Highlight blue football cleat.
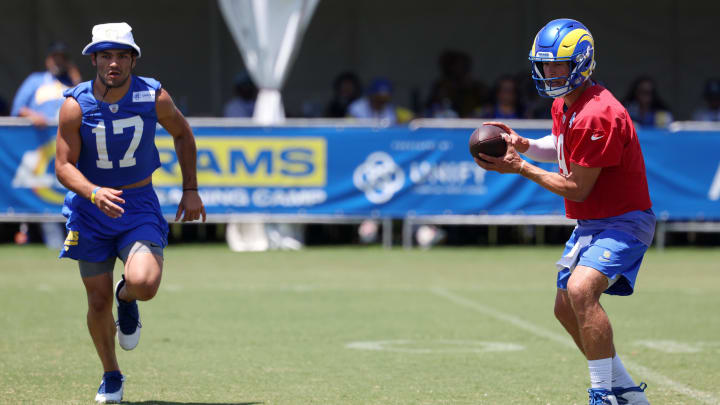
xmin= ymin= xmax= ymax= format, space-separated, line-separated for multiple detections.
xmin=613 ymin=382 xmax=650 ymax=405
xmin=95 ymin=370 xmax=124 ymax=403
xmin=115 ymin=275 xmax=141 ymax=350
xmin=588 ymin=388 xmax=620 ymax=405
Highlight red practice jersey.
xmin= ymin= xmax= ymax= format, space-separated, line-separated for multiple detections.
xmin=551 ymin=84 xmax=652 ymax=219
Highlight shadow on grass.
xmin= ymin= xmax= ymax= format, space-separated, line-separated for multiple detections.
xmin=124 ymin=402 xmax=263 ymax=405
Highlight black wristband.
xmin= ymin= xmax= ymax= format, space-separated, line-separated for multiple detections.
xmin=183 ymin=187 xmax=198 ymax=191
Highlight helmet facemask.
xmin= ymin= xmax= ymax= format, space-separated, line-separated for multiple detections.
xmin=531 ymin=45 xmax=594 ymax=98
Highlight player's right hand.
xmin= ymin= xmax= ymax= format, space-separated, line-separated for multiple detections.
xmin=94 ymin=187 xmax=125 ymax=219
xmin=483 ymin=121 xmax=530 ymax=154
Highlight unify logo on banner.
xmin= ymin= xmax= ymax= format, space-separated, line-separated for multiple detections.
xmin=353 ymin=152 xmax=405 ymax=204
xmin=353 ymin=149 xmax=488 ymax=205
xmin=409 ymin=160 xmax=487 ymax=195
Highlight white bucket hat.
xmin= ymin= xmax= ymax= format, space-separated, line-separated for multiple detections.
xmin=82 ymin=22 xmax=141 ymax=57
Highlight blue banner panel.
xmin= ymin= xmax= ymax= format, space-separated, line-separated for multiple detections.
xmin=1 ymin=124 xmax=719 ymax=220
xmin=0 ymin=126 xmax=63 ymax=215
xmin=638 ymin=130 xmax=720 ymax=220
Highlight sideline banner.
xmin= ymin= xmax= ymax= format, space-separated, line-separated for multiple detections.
xmin=1 ymin=125 xmax=718 ymax=220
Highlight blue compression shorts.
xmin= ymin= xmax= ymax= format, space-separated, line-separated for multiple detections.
xmin=556 ymin=229 xmax=648 ymax=296
xmin=59 ymin=183 xmax=169 ymax=262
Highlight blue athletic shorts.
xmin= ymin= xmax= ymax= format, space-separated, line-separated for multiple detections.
xmin=556 ymin=229 xmax=648 ymax=296
xmin=59 ymin=183 xmax=169 ymax=262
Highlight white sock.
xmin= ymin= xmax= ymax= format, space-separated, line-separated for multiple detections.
xmin=612 ymin=354 xmax=636 ymax=388
xmin=588 ymin=358 xmax=613 ymax=390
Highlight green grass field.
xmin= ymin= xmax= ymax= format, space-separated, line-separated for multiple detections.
xmin=1 ymin=244 xmax=718 ymax=405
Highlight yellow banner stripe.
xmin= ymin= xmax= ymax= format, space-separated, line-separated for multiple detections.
xmin=153 ymin=137 xmax=327 ymax=187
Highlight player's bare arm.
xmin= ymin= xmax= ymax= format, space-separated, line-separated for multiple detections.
xmin=475 ymin=147 xmax=601 ymax=202
xmin=484 ymin=121 xmax=558 ymax=163
xmin=519 ymin=161 xmax=601 ymax=202
xmin=55 ymin=97 xmax=125 ymax=218
xmin=155 ymin=88 xmax=206 ymax=222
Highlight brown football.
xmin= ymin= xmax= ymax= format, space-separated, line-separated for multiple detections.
xmin=468 ymin=124 xmax=507 ymax=162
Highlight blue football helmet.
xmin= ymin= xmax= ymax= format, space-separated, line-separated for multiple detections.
xmin=529 ymin=18 xmax=596 ymax=98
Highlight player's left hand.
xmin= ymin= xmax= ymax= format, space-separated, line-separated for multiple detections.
xmin=175 ymin=189 xmax=206 ymax=222
xmin=474 ymin=143 xmax=525 ymax=174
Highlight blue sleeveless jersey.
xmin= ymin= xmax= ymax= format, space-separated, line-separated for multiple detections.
xmin=63 ymin=76 xmax=161 ymax=187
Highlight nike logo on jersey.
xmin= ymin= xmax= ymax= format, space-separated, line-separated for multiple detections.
xmin=591 ymin=134 xmax=604 ymax=141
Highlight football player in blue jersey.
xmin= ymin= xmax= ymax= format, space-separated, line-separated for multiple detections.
xmin=54 ymin=22 xmax=205 ymax=403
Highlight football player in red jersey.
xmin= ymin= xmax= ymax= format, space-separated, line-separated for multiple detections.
xmin=473 ymin=19 xmax=653 ymax=405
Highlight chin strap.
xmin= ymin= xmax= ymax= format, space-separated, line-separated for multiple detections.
xmin=93 ymin=82 xmax=111 ymax=113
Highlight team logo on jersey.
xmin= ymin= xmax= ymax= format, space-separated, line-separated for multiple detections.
xmin=63 ymin=231 xmax=79 ymax=251
xmin=132 ymin=90 xmax=155 ymax=102
xmin=598 ymin=250 xmax=612 ymax=262
xmin=109 ymin=104 xmax=119 ymax=113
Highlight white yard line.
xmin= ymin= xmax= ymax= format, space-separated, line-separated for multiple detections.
xmin=430 ymin=287 xmax=719 ymax=405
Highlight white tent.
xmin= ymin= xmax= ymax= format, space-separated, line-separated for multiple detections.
xmin=218 ymin=0 xmax=319 ymax=250
xmin=218 ymin=0 xmax=320 ymax=124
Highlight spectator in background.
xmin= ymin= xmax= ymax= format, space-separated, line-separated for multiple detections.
xmin=518 ymin=72 xmax=552 ymax=119
xmin=11 ymin=41 xmax=81 ymax=249
xmin=12 ymin=41 xmax=81 ymax=127
xmin=425 ymin=50 xmax=488 ymax=118
xmin=424 ymin=80 xmax=459 ymax=118
xmin=692 ymin=78 xmax=720 ymax=122
xmin=623 ymin=76 xmax=673 ymax=128
xmin=478 ymin=75 xmax=525 ymax=119
xmin=223 ymin=71 xmax=257 ymax=117
xmin=325 ymin=71 xmax=362 ymax=118
xmin=348 ymin=77 xmax=413 ymax=124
